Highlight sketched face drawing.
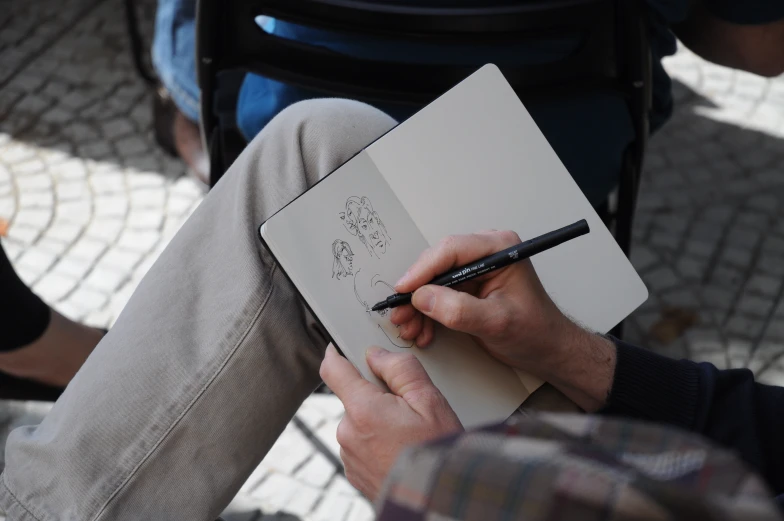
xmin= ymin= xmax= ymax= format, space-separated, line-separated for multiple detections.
xmin=340 ymin=196 xmax=390 ymax=258
xmin=331 ymin=240 xmax=354 ymax=280
xmin=353 ymin=269 xmax=412 ymax=348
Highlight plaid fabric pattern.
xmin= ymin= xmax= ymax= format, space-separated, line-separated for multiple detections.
xmin=376 ymin=414 xmax=781 ymax=521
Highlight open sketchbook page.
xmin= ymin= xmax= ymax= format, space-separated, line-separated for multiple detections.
xmin=261 ymin=151 xmax=529 ymax=428
xmin=367 ymin=65 xmax=648 ymax=334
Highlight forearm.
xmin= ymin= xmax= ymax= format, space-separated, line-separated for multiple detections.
xmin=541 ymin=326 xmax=616 ymax=413
xmin=675 ymin=2 xmax=784 ymax=77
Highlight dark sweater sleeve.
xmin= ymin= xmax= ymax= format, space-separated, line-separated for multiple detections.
xmin=601 ymin=339 xmax=784 ymax=494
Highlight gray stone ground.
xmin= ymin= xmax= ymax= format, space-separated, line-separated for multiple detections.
xmin=0 ymin=1 xmax=783 ymax=520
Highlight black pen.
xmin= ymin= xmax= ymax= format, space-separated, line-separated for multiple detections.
xmin=371 ymin=219 xmax=590 ymax=312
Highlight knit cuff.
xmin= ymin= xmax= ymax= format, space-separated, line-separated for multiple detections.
xmin=600 ymin=339 xmax=702 ymax=430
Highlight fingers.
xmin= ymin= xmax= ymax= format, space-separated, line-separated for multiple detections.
xmin=396 ymin=230 xmax=521 ymax=293
xmin=390 ymin=304 xmax=416 ymax=325
xmin=320 ymin=344 xmax=381 ymax=408
xmin=365 ymin=347 xmax=436 ymax=402
xmin=416 ymin=317 xmax=435 ymax=347
xmin=411 ymin=284 xmax=509 ymax=338
xmin=399 ymin=312 xmax=423 ymax=341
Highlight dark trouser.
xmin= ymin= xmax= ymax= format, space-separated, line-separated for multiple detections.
xmin=0 ymin=240 xmax=50 ymax=351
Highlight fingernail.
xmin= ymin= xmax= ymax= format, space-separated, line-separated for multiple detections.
xmin=414 ymin=288 xmax=435 ymax=313
xmin=366 ymin=346 xmax=386 ymax=359
xmin=395 ymin=270 xmax=411 ymax=288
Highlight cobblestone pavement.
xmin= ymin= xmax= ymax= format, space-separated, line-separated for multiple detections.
xmin=0 ymin=1 xmax=784 ymax=519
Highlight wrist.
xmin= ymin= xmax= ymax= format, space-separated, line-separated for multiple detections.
xmin=538 ymin=322 xmax=617 ymax=412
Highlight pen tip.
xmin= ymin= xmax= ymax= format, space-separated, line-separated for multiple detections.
xmin=371 ymin=302 xmax=384 ymax=312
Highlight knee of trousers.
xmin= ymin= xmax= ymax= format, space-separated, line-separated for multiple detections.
xmin=243 ymin=98 xmax=398 ymax=175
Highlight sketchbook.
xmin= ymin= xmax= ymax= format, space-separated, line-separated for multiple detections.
xmin=260 ymin=65 xmax=648 ymax=429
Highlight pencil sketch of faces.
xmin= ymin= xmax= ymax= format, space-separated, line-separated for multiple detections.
xmin=331 ymin=240 xmax=354 ymax=280
xmin=339 ymin=196 xmax=390 ymax=258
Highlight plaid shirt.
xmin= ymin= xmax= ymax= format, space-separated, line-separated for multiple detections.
xmin=376 ymin=414 xmax=781 ymax=521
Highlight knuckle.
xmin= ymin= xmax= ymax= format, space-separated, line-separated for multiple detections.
xmin=336 ymin=419 xmax=352 ymax=447
xmin=487 ymin=305 xmax=513 ymax=337
xmin=497 ymin=230 xmax=522 ymax=245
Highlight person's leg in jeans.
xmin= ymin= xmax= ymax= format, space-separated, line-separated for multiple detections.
xmin=151 ymin=0 xmax=209 ymax=182
xmin=0 ymin=99 xmax=397 ymax=521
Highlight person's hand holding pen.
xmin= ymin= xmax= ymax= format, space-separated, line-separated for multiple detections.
xmin=391 ymin=229 xmax=616 ymax=413
xmin=321 ymin=229 xmax=618 ymax=499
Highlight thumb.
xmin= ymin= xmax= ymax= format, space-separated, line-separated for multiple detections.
xmin=365 ymin=347 xmax=436 ymax=402
xmin=411 ymin=285 xmax=498 ymax=336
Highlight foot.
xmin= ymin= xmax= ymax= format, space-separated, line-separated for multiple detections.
xmin=0 ymin=310 xmax=105 ymax=387
xmin=153 ymin=86 xmax=210 ymax=185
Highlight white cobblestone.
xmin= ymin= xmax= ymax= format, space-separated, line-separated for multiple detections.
xmin=33 ymin=271 xmax=78 ymax=301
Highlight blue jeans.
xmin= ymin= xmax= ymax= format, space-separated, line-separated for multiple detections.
xmin=152 ymin=0 xmax=200 ymax=123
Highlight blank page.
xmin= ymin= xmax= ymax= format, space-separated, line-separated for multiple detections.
xmin=367 ymin=65 xmax=648 ymax=334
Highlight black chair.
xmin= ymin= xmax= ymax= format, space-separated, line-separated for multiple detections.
xmin=196 ymin=0 xmax=651 ymax=259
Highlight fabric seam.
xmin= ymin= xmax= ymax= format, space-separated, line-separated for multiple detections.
xmin=90 ymin=263 xmax=279 ymax=521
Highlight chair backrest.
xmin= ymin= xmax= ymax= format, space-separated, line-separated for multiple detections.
xmin=197 ymin=0 xmax=649 ymax=152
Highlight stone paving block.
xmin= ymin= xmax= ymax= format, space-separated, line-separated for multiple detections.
xmin=101 ymin=248 xmax=143 ymax=272
xmin=309 ymin=490 xmax=353 ymax=521
xmin=737 ymin=292 xmax=776 ymax=317
xmin=53 ymin=255 xmax=93 ymax=279
xmin=757 ymin=253 xmax=784 ymax=277
xmin=51 ymin=158 xmax=88 ymax=181
xmin=84 ymin=265 xmax=126 ymax=293
xmin=649 ymin=231 xmax=680 ymax=251
xmin=725 ymin=314 xmax=766 ymax=339
xmin=757 ymin=366 xmax=784 ymax=387
xmin=239 ymin=464 xmax=270 ymax=495
xmin=0 ymin=197 xmax=16 ymax=218
xmin=115 ymin=136 xmax=149 ymax=157
xmin=280 ymin=484 xmax=322 ymax=518
xmin=33 ymin=271 xmax=77 ymax=302
xmin=296 ymin=404 xmax=327 ymax=431
xmin=101 ymin=118 xmax=134 ymax=140
xmin=660 ymin=288 xmax=701 ymax=308
xmin=117 ymin=228 xmax=159 ymax=252
xmin=675 ymin=256 xmax=706 ymax=280
xmin=294 ymin=452 xmax=337 ymax=489
xmin=306 ymin=395 xmax=345 ymax=420
xmin=37 ymin=236 xmax=69 ymax=256
xmin=127 ymin=171 xmax=166 ymax=189
xmin=263 ymin=424 xmax=314 ymax=475
xmin=248 ymin=473 xmax=305 ymax=513
xmin=11 ymin=157 xmax=46 ymax=176
xmin=12 ymin=207 xmax=51 ymax=229
xmin=130 ymin=188 xmax=166 ymax=209
xmin=93 ymin=195 xmax=129 ymax=217
xmin=762 ymin=236 xmax=784 ymax=254
xmin=710 ymin=265 xmax=744 ymax=291
xmin=724 ymin=226 xmax=760 ymax=250
xmin=684 ymin=328 xmax=724 ymax=354
xmin=44 ymin=220 xmax=82 ymax=243
xmin=18 ymin=189 xmax=54 ymax=209
xmin=643 ymin=266 xmax=680 ymax=292
xmin=345 ymin=499 xmax=374 ymax=521
xmin=67 ymin=285 xmax=107 ymax=311
xmin=90 ymin=171 xmax=126 ymax=193
xmin=14 ymin=172 xmax=52 ymax=191
xmin=16 ymin=247 xmax=57 ymax=276
xmin=6 ymin=223 xmax=41 ymax=244
xmin=127 ymin=208 xmax=164 ymax=230
xmin=720 ymin=247 xmax=752 ymax=268
xmin=56 ymin=180 xmax=91 ymax=201
xmin=68 ymin=236 xmax=107 ymax=261
xmin=683 ymin=238 xmax=717 ymax=259
xmin=85 ymin=217 xmax=124 ymax=242
xmin=56 ymin=200 xmax=92 ymax=227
